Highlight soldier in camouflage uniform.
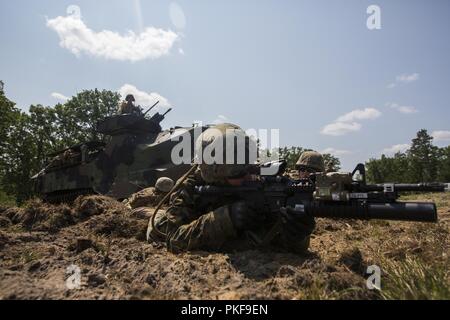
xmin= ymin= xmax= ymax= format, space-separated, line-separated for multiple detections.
xmin=118 ymin=94 xmax=139 ymax=115
xmin=296 ymin=151 xmax=325 ymax=179
xmin=124 ymin=177 xmax=174 ymax=209
xmin=147 ymin=124 xmax=315 ymax=254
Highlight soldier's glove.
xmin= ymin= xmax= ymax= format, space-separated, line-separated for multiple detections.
xmin=229 ymin=201 xmax=262 ymax=232
xmin=280 ymin=206 xmax=315 ymax=240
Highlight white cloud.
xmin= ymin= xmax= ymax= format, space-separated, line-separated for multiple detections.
xmin=321 ymin=122 xmax=362 ymax=136
xmin=46 ymin=15 xmax=178 ymax=62
xmin=118 ymin=84 xmax=171 ymax=109
xmin=387 ymin=83 xmax=396 ymax=89
xmin=336 ymin=108 xmax=381 ymax=122
xmin=178 ymin=48 xmax=185 ymax=55
xmin=321 ymin=108 xmax=381 ymax=136
xmin=396 ymin=73 xmax=420 ymax=83
xmin=432 ymin=130 xmax=450 ymax=142
xmin=212 ymin=115 xmax=229 ymax=124
xmin=387 ymin=103 xmax=418 ymax=114
xmin=382 ymin=144 xmax=410 ymax=155
xmin=51 ymin=92 xmax=69 ymax=101
xmin=388 ymin=73 xmax=420 ymax=89
xmin=321 ymin=148 xmax=352 ymax=156
xmin=396 ymin=106 xmax=418 ymax=114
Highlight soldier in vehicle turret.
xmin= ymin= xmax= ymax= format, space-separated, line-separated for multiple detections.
xmin=117 ymin=94 xmax=141 ymax=115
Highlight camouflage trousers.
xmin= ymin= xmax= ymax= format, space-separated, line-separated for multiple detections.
xmin=147 ymin=205 xmax=310 ymax=254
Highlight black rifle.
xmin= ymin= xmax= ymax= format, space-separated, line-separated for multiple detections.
xmin=194 ymin=162 xmax=448 ymax=223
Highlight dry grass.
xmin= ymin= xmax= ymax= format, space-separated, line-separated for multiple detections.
xmin=379 ymin=255 xmax=449 ymax=300
xmin=309 ymin=192 xmax=449 ymax=300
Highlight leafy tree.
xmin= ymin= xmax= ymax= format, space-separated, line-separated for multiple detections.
xmin=391 ymin=152 xmax=410 ymax=182
xmin=437 ymin=146 xmax=450 ymax=181
xmin=0 ymin=84 xmax=21 ymax=167
xmin=28 ymin=105 xmax=59 ymax=167
xmin=261 ymin=146 xmax=341 ymax=172
xmin=366 ymin=129 xmax=449 ymax=184
xmin=278 ymin=146 xmax=304 ymax=169
xmin=408 ymin=129 xmax=439 ymax=182
xmin=56 ymin=89 xmax=120 ymax=145
xmin=323 ymin=153 xmax=341 ymax=172
xmin=366 ymin=157 xmax=383 ymax=183
xmin=0 ymin=189 xmax=16 ymax=206
xmin=0 ymin=84 xmax=23 ymax=203
xmin=366 ymin=152 xmax=410 ymax=183
xmin=1 ymin=112 xmax=37 ymax=203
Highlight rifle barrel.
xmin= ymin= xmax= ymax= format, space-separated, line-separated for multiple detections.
xmin=363 ymin=183 xmax=447 ymax=193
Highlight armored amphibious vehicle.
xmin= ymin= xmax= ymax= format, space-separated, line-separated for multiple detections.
xmin=32 ymin=108 xmax=205 ymax=202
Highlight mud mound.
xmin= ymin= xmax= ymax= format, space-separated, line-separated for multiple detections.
xmin=0 ymin=215 xmax=11 ymax=228
xmin=72 ymin=196 xmax=146 ymax=240
xmin=1 ymin=207 xmax=24 ymax=223
xmin=73 ymin=195 xmax=129 ymax=219
xmin=0 ymin=205 xmax=9 ymax=215
xmin=0 ymin=196 xmax=132 ymax=234
xmin=0 ymin=199 xmax=75 ymax=233
xmin=0 ymin=231 xmax=9 ymax=250
xmin=86 ymin=212 xmax=147 ymax=240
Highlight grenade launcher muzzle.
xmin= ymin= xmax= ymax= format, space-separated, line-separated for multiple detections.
xmin=305 ymin=201 xmax=437 ymax=223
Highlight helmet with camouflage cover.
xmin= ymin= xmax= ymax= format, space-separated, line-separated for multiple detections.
xmin=125 ymin=94 xmax=135 ymax=102
xmin=155 ymin=177 xmax=174 ymax=193
xmin=195 ymin=123 xmax=257 ymax=183
xmin=296 ymin=151 xmax=325 ymax=172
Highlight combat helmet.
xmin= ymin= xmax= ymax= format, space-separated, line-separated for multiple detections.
xmin=195 ymin=123 xmax=257 ymax=183
xmin=155 ymin=177 xmax=175 ymax=193
xmin=125 ymin=94 xmax=135 ymax=102
xmin=296 ymin=151 xmax=325 ymax=172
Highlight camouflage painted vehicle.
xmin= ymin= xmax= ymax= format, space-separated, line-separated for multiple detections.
xmin=32 ymin=109 xmax=206 ymax=202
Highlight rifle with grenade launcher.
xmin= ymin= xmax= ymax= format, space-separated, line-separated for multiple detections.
xmin=194 ymin=162 xmax=449 ymax=223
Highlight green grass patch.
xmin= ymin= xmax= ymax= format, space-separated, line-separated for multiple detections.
xmin=0 ymin=190 xmax=16 ymax=207
xmin=380 ymin=255 xmax=449 ymax=300
xmin=20 ymin=248 xmax=42 ymax=264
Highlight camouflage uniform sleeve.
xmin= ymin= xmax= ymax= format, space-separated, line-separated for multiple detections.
xmin=148 ymin=170 xmax=238 ymax=253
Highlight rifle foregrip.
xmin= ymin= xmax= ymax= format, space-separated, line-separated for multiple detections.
xmin=308 ymin=202 xmax=437 ymax=223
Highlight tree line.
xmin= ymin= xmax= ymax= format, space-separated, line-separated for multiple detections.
xmin=261 ymin=147 xmax=341 ymax=172
xmin=366 ymin=129 xmax=450 ymax=183
xmin=0 ymin=83 xmax=120 ymax=204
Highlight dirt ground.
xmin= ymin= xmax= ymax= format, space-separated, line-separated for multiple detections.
xmin=0 ymin=193 xmax=448 ymax=300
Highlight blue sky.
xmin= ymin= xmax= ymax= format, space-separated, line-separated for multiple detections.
xmin=1 ymin=0 xmax=450 ymax=170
